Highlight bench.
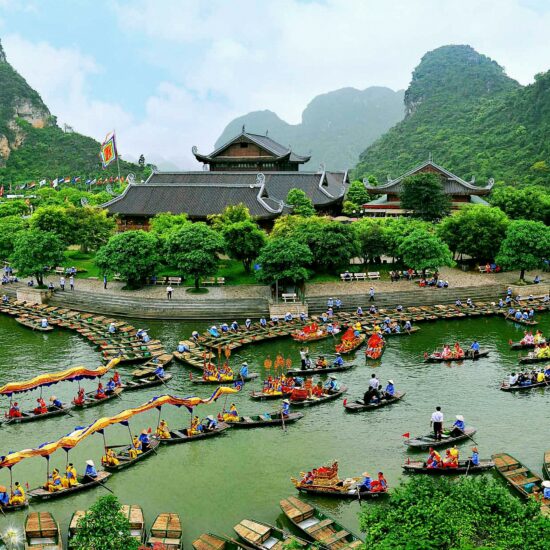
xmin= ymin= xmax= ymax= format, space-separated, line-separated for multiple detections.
xmin=478 ymin=266 xmax=488 ymax=273
xmin=340 ymin=273 xmax=353 ymax=282
xmin=154 ymin=277 xmax=166 ymax=285
xmin=368 ymin=271 xmax=380 ymax=280
xmin=54 ymin=267 xmax=65 ymax=275
xmin=282 ymin=293 xmax=297 ymax=303
xmin=167 ymin=277 xmax=182 ymax=286
xmin=113 ymin=274 xmax=123 ymax=281
xmin=354 ymin=272 xmax=367 ymax=281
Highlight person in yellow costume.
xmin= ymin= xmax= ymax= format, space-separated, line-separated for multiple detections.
xmin=156 ymin=419 xmax=171 ymax=439
xmin=223 ymin=403 xmax=240 ymax=422
xmin=9 ymin=482 xmax=25 ymax=505
xmin=45 ymin=469 xmax=63 ymax=492
xmin=189 ymin=415 xmax=201 ymax=434
xmin=64 ymin=463 xmax=78 ymax=488
xmin=102 ymin=448 xmax=119 ymax=466
xmin=129 ymin=436 xmax=142 ymax=459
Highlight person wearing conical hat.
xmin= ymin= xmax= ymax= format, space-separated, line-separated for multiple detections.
xmin=469 ymin=447 xmax=479 ymax=467
xmin=50 ymin=395 xmax=63 ymax=409
xmin=384 ymin=379 xmax=395 ymax=399
xmin=84 ymin=460 xmax=98 ymax=479
xmin=450 ymin=415 xmax=466 ymax=437
xmin=282 ymin=399 xmax=291 ymax=418
xmin=360 ymin=471 xmax=372 ymax=492
xmin=332 ymin=353 xmax=344 ymax=367
xmin=205 ymin=415 xmax=218 ymax=431
xmin=9 ymin=481 xmax=25 ymax=505
xmin=542 ymin=480 xmax=550 ymax=499
xmin=324 ymin=374 xmax=340 ymax=393
xmin=138 ymin=429 xmax=151 ymax=450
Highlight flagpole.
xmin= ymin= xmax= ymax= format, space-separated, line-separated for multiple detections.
xmin=114 ymin=129 xmax=121 ymax=182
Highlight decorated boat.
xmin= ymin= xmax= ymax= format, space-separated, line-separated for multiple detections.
xmin=230 ymin=412 xmax=303 ymax=429
xmin=102 ymin=438 xmax=160 ymax=472
xmin=402 ymin=459 xmax=494 ymax=475
xmin=146 ymin=513 xmax=183 ymax=549
xmin=404 ymin=427 xmax=478 ymax=450
xmin=24 ymin=512 xmax=62 ymax=549
xmin=2 ymin=404 xmax=71 ymax=425
xmin=424 ymin=349 xmax=489 ymax=363
xmin=286 ymin=362 xmax=353 ymax=376
xmin=28 ymin=471 xmax=110 ymax=501
xmin=280 ymin=495 xmax=363 ymax=548
xmin=192 ymin=373 xmax=258 ymax=385
xmin=234 ymin=519 xmax=307 ymax=550
xmin=292 ymin=322 xmax=340 ymax=343
xmin=365 ymin=333 xmax=385 ymax=360
xmin=344 ymin=391 xmax=405 ymax=413
xmin=157 ymin=421 xmax=231 ymax=444
xmin=290 ymin=387 xmax=347 ymax=407
xmin=335 ymin=328 xmax=366 ymax=354
xmin=73 ymin=387 xmax=123 ymax=409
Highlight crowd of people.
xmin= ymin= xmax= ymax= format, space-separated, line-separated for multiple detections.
xmin=508 ymin=366 xmax=550 ymax=387
xmin=363 ymin=373 xmax=396 ymax=405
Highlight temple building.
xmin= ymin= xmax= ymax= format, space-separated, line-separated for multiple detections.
xmin=103 ymin=129 xmax=348 ymax=230
xmin=361 ymin=160 xmax=494 ymax=217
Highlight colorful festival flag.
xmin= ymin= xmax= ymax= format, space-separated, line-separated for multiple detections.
xmin=100 ymin=131 xmax=117 ymax=168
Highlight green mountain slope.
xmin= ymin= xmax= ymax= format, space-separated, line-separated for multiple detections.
xmin=0 ymin=39 xmax=143 ymax=184
xmin=216 ymin=86 xmax=405 ymax=171
xmin=355 ymin=45 xmax=550 ymax=187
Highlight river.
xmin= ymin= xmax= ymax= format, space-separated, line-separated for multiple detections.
xmin=0 ymin=312 xmax=548 ymax=546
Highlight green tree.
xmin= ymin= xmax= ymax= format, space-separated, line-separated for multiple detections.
xmin=399 ymin=228 xmax=454 ymax=274
xmin=96 ymin=230 xmax=161 ymax=288
xmin=383 ymin=217 xmax=431 ymax=260
xmin=496 ymin=220 xmax=550 ymax=281
xmin=354 ymin=218 xmax=387 ymax=263
xmin=286 ymin=189 xmax=316 ymax=217
xmin=359 ymin=476 xmax=550 ymax=549
xmin=0 ymin=215 xmax=28 ymax=260
xmin=346 ymin=180 xmax=370 ymax=207
xmin=30 ymin=205 xmax=74 ymax=245
xmin=11 ymin=230 xmax=65 ymax=286
xmin=256 ymin=237 xmax=313 ymax=285
xmin=72 ymin=494 xmax=139 ymax=550
xmin=71 ymin=207 xmax=116 ymax=252
xmin=0 ymin=199 xmax=29 ymax=218
xmin=401 ymin=173 xmax=451 ymax=221
xmin=149 ymin=212 xmax=189 ymax=238
xmin=438 ymin=204 xmax=509 ymax=261
xmin=489 ymin=184 xmax=550 ymax=224
xmin=166 ymin=222 xmax=223 ymax=289
xmin=208 ymin=203 xmax=252 ymax=230
xmin=309 ymin=221 xmax=358 ymax=271
xmin=222 ymin=220 xmax=267 ymax=272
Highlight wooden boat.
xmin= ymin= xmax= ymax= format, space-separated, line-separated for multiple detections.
xmin=103 ymin=438 xmax=160 ymax=472
xmin=543 ymin=450 xmax=550 ymax=479
xmin=28 ymin=472 xmax=110 ymax=500
xmin=234 ymin=519 xmax=307 ymax=550
xmin=103 ymin=348 xmax=165 ymax=365
xmin=500 ymin=379 xmax=548 ymax=392
xmin=292 ymin=322 xmax=340 ymax=343
xmin=280 ymin=495 xmax=363 ymax=548
xmin=193 ymin=533 xmax=256 ymax=550
xmin=24 ymin=511 xmax=62 ymax=549
xmin=492 ymin=453 xmax=550 ymax=515
xmin=380 ymin=326 xmax=420 ymax=336
xmin=424 ymin=350 xmax=489 ymax=363
xmin=73 ymin=387 xmax=123 ymax=409
xmin=1 ymin=405 xmax=71 ymax=425
xmin=402 ymin=459 xmax=494 ymax=475
xmin=158 ymin=421 xmax=231 ymax=444
xmin=290 ymin=387 xmax=347 ymax=407
xmin=250 ymin=390 xmax=288 ymax=401
xmin=147 ymin=513 xmax=183 ymax=549
xmin=192 ymin=373 xmax=259 ymax=385
xmin=16 ymin=316 xmax=54 ymax=332
xmin=131 ymin=353 xmax=174 ymax=377
xmin=519 ymin=355 xmax=550 ymax=364
xmin=122 ymin=373 xmax=172 ymax=392
xmin=68 ymin=510 xmax=86 ymax=548
xmin=364 ymin=334 xmax=385 ymax=360
xmin=510 ymin=340 xmax=542 ymax=351
xmin=335 ymin=330 xmax=365 ymax=354
xmin=344 ymin=391 xmax=405 ymax=412
xmin=286 ymin=363 xmax=353 ymax=376
xmin=121 ymin=504 xmax=146 ymax=543
xmin=404 ymin=427 xmax=477 ymax=450
xmin=0 ymin=498 xmax=29 ymax=513
xmin=230 ymin=412 xmax=303 ymax=429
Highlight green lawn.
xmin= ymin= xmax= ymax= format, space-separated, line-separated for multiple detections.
xmin=63 ymin=250 xmax=101 ymax=278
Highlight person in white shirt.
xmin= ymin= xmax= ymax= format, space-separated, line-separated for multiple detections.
xmin=430 ymin=406 xmax=444 ymax=441
xmin=299 ymin=348 xmax=309 ymax=368
xmin=368 ymin=373 xmax=380 ymax=389
xmin=166 ymin=285 xmax=173 ymax=300
xmin=509 ymin=372 xmax=519 ymax=386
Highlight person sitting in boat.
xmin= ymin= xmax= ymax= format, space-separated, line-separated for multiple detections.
xmin=205 ymin=415 xmax=218 ymax=430
xmin=142 ymin=331 xmax=151 ymax=343
xmin=299 ymin=311 xmax=307 ymax=322
xmin=191 ymin=330 xmax=200 ymax=343
xmin=106 ymin=378 xmax=116 ymax=394
xmin=239 ymin=362 xmax=249 ymax=379
xmin=508 ymin=372 xmax=519 ymax=386
xmin=50 ymin=396 xmax=63 ymax=409
xmin=189 ymin=416 xmax=202 ymax=435
xmin=224 ymin=403 xmax=240 ymax=422
xmin=230 ymin=320 xmax=239 ymax=332
xmin=64 ymin=463 xmax=78 ymax=488
xmin=209 ymin=325 xmax=219 ymax=337
xmin=316 ymin=356 xmax=328 ymax=368
xmin=303 ymin=356 xmax=312 ymax=369
xmin=427 ymin=448 xmax=442 ymax=468
xmin=136 ymin=328 xmax=146 ymax=340
xmin=284 ymin=312 xmax=293 ymax=322
xmin=443 ymin=446 xmax=459 ymax=468
xmin=320 ymin=312 xmax=328 ymax=323
xmin=108 ymin=322 xmax=116 ymax=333
xmin=34 ymin=397 xmax=48 ymax=415
xmin=259 ymin=317 xmax=268 ymax=328
xmin=131 ymin=435 xmax=143 ymax=457
xmin=521 ymin=331 xmax=534 ymax=345
xmin=138 ymin=430 xmax=151 ymax=451
xmin=533 ymin=331 xmax=546 ymax=345
xmin=466 ymin=298 xmax=474 ymax=308
xmin=1 ymin=294 xmax=8 ymax=304
xmin=382 ymin=324 xmax=391 ymax=335
xmin=370 ymin=472 xmax=388 ymax=492
xmin=0 ymin=485 xmax=9 ymax=507
xmin=102 ymin=448 xmax=119 ymax=466
xmin=74 ymin=388 xmax=85 ymax=406
xmin=545 ymin=366 xmax=550 ymax=378
xmin=455 ymin=299 xmax=462 ymax=307
xmin=324 ymin=375 xmax=340 ymax=394
xmin=154 ymin=365 xmax=166 ymax=378
xmin=356 ymin=306 xmax=363 ymax=316
xmin=468 ymin=447 xmax=480 ymax=467
xmin=156 ymin=419 xmax=171 ymax=439
xmin=281 ymin=399 xmax=291 ymax=418
xmin=332 ymin=353 xmax=344 ymax=367
xmin=469 ymin=340 xmax=480 ymax=358
xmin=536 ymin=370 xmax=545 ymax=383
xmin=45 ymin=469 xmax=63 ymax=492
xmin=384 ymin=380 xmax=395 ymax=398
xmin=242 ymin=318 xmax=252 ymax=330
xmin=403 ymin=320 xmax=412 ymax=332
xmin=498 ymin=298 xmax=504 ymax=308
xmin=522 ymin=311 xmax=530 ymax=321
xmin=9 ymin=482 xmax=25 ymax=506
xmin=96 ymin=382 xmax=107 ymax=399
xmin=84 ymin=460 xmax=98 ymax=480
xmin=177 ymin=342 xmax=189 ymax=353
xmin=441 ymin=344 xmax=452 ymax=359
xmin=301 ymin=471 xmax=315 ymax=485
xmin=220 ymin=323 xmax=229 ymax=333
xmin=359 ymin=472 xmax=372 ymax=492
xmin=112 ymin=371 xmax=122 ymax=388
xmin=450 ymin=415 xmax=465 ymax=437
xmin=40 ymin=318 xmax=48 ymax=328
xmin=369 ymin=305 xmax=377 ymax=314
xmin=514 ymin=310 xmax=523 ymax=321
xmin=271 ymin=315 xmax=279 ymax=325
xmin=7 ymin=401 xmax=21 ymax=418
xmin=393 ymin=324 xmax=402 ymax=333
xmin=542 ymin=480 xmax=550 ymax=499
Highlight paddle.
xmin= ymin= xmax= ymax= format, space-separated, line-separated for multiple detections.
xmin=97 ymin=482 xmax=115 ymax=495
xmin=465 ymin=459 xmax=472 ymax=477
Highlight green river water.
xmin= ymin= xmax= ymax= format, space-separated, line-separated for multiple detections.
xmin=0 ymin=312 xmax=549 ymax=546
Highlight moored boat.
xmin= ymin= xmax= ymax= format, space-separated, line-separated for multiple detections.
xmin=68 ymin=510 xmax=86 ymax=548
xmin=404 ymin=427 xmax=478 ymax=450
xmin=122 ymin=373 xmax=172 ymax=392
xmin=193 ymin=533 xmax=256 ymax=550
xmin=121 ymin=504 xmax=146 ymax=544
xmin=131 ymin=353 xmax=174 ymax=377
xmin=344 ymin=391 xmax=405 ymax=412
xmin=147 ymin=513 xmax=183 ymax=549
xmin=543 ymin=450 xmax=550 ymax=479
xmin=280 ymin=495 xmax=363 ymax=548
xmin=230 ymin=412 xmax=303 ymax=429
xmin=16 ymin=317 xmax=54 ymax=332
xmin=24 ymin=511 xmax=62 ymax=549
xmin=157 ymin=421 xmax=231 ymax=444
xmin=234 ymin=519 xmax=307 ymax=550
xmin=28 ymin=471 xmax=110 ymax=501
xmin=102 ymin=438 xmax=160 ymax=472
xmin=402 ymin=459 xmax=494 ymax=475
xmin=492 ymin=452 xmax=550 ymax=515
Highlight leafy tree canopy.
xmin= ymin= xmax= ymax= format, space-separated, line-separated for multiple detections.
xmin=11 ymin=230 xmax=65 ymax=286
xmin=382 ymin=217 xmax=431 ymax=259
xmin=72 ymin=494 xmax=139 ymax=550
xmin=166 ymin=222 xmax=223 ymax=289
xmin=256 ymin=237 xmax=312 ymax=285
xmin=208 ymin=203 xmax=252 ymax=230
xmin=149 ymin=212 xmax=190 ymax=238
xmin=398 ymin=228 xmax=454 ymax=272
xmin=70 ymin=207 xmax=116 ymax=253
xmin=30 ymin=205 xmax=74 ymax=245
xmin=96 ymin=230 xmax=161 ymax=288
xmin=496 ymin=220 xmax=550 ymax=281
xmin=0 ymin=199 xmax=29 ymax=218
xmin=286 ymin=188 xmax=316 ymax=217
xmin=489 ymin=184 xmax=550 ymax=224
xmin=360 ymin=476 xmax=550 ymax=550
xmin=222 ymin=220 xmax=267 ymax=272
xmin=0 ymin=215 xmax=28 ymax=260
xmin=354 ymin=218 xmax=388 ymax=263
xmin=346 ymin=180 xmax=370 ymax=207
xmin=401 ymin=173 xmax=451 ymax=221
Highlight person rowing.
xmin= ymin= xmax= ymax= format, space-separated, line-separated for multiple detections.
xmin=49 ymin=396 xmax=63 ymax=409
xmin=332 ymin=353 xmax=344 ymax=367
xmin=468 ymin=447 xmax=480 ymax=467
xmin=7 ymin=402 xmax=22 ymax=418
xmin=281 ymin=399 xmax=291 ymax=418
xmin=449 ymin=415 xmax=466 ymax=437
xmin=205 ymin=415 xmax=218 ymax=431
xmin=154 ymin=364 xmax=166 ymax=378
xmin=84 ymin=460 xmax=98 ymax=481
xmin=323 ymin=375 xmax=340 ymax=394
xmin=384 ymin=379 xmax=395 ymax=398
xmin=468 ymin=340 xmax=480 ymax=358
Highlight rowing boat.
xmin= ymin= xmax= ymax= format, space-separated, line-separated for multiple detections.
xmin=68 ymin=510 xmax=86 ymax=547
xmin=519 ymin=355 xmax=550 ymax=364
xmin=250 ymin=390 xmax=288 ymax=401
xmin=0 ymin=499 xmax=29 ymax=513
xmin=280 ymin=495 xmax=363 ymax=548
xmin=500 ymin=379 xmax=549 ymax=392
xmin=73 ymin=387 xmax=123 ymax=409
xmin=122 ymin=373 xmax=172 ymax=392
xmin=335 ymin=330 xmax=365 ymax=354
xmin=15 ymin=317 xmax=54 ymax=331
xmin=230 ymin=412 xmax=303 ymax=429
xmin=424 ymin=350 xmax=489 ymax=363
xmin=492 ymin=452 xmax=550 ymax=515
xmin=234 ymin=519 xmax=307 ymax=550
xmin=191 ymin=373 xmax=258 ymax=385
xmin=131 ymin=353 xmax=174 ymax=377
xmin=344 ymin=391 xmax=406 ymax=412
xmin=103 ymin=438 xmax=160 ymax=472
xmin=290 ymin=387 xmax=347 ymax=407
xmin=157 ymin=421 xmax=231 ymax=444
xmin=25 ymin=512 xmax=62 ymax=550
xmin=379 ymin=326 xmax=420 ymax=336
xmin=1 ymin=405 xmax=70 ymax=425
xmin=122 ymin=504 xmax=146 ymax=543
xmin=402 ymin=459 xmax=494 ymax=475
xmin=404 ymin=427 xmax=478 ymax=450
xmin=543 ymin=450 xmax=550 ymax=479
xmin=28 ymin=472 xmax=110 ymax=501
xmin=147 ymin=513 xmax=183 ymax=549
xmin=193 ymin=533 xmax=257 ymax=550
xmin=286 ymin=363 xmax=353 ymax=376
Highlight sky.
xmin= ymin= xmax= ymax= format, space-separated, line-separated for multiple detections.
xmin=1 ymin=0 xmax=550 ymax=169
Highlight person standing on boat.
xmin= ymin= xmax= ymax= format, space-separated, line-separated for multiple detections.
xmin=281 ymin=399 xmax=291 ymax=418
xmin=239 ymin=362 xmax=249 ymax=379
xmin=84 ymin=460 xmax=98 ymax=480
xmin=299 ymin=348 xmax=309 ymax=369
xmin=431 ymin=406 xmax=444 ymax=441
xmin=369 ymin=373 xmax=380 ymax=390
xmin=9 ymin=482 xmax=25 ymax=505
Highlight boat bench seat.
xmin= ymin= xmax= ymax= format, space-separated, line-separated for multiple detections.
xmin=30 ymin=537 xmax=57 ymax=545
xmin=298 ymin=518 xmax=319 ymax=529
xmin=308 ymin=518 xmax=334 ymax=533
xmin=504 ymin=467 xmax=528 ymax=476
xmin=324 ymin=530 xmax=350 ymax=545
xmin=263 ymin=536 xmax=279 ymax=549
xmin=242 ymin=416 xmax=254 ymax=422
xmin=172 ymin=430 xmax=186 ymax=438
xmin=520 ymin=477 xmax=540 ymax=486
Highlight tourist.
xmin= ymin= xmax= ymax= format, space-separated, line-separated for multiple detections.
xmin=34 ymin=397 xmax=47 ymax=415
xmin=370 ymin=472 xmax=388 ymax=492
xmin=166 ymin=285 xmax=173 ymax=300
xmin=96 ymin=382 xmax=106 ymax=399
xmin=342 ymin=270 xmax=352 ymax=281
xmin=450 ymin=415 xmax=465 ymax=436
xmin=131 ymin=435 xmax=143 ymax=456
xmin=84 ymin=460 xmax=98 ymax=480
xmin=50 ymin=396 xmax=63 ymax=409
xmin=368 ymin=373 xmax=380 ymax=390
xmin=369 ymin=287 xmax=375 ymax=302
xmin=69 ymin=275 xmax=75 ymax=290
xmin=48 ymin=281 xmax=54 ymax=292
xmin=0 ymin=485 xmax=9 ymax=507
xmin=8 ymin=401 xmax=21 ymax=418
xmin=60 ymin=276 xmax=65 ymax=291
xmin=156 ymin=420 xmax=171 ymax=439
xmin=74 ymin=388 xmax=85 ymax=406
xmin=205 ymin=415 xmax=218 ymax=430
xmin=103 ymin=274 xmax=108 ymax=289
xmin=509 ymin=372 xmax=519 ymax=386
xmin=9 ymin=482 xmax=25 ymax=505
xmin=431 ymin=406 xmax=444 ymax=441
xmin=299 ymin=347 xmax=308 ymax=368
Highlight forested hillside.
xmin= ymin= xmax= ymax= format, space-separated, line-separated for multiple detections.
xmin=355 ymin=45 xmax=550 ymax=187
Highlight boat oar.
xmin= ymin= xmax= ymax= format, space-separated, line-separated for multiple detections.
xmin=458 ymin=429 xmax=478 ymax=446
xmin=465 ymin=459 xmax=472 ymax=477
xmin=97 ymin=482 xmax=115 ymax=495
xmin=280 ymin=409 xmax=286 ymax=433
